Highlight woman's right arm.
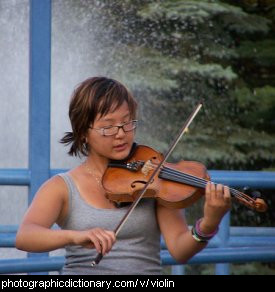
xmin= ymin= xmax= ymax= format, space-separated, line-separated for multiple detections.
xmin=15 ymin=175 xmax=75 ymax=252
xmin=15 ymin=176 xmax=115 ymax=254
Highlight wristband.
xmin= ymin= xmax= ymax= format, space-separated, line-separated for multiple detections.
xmin=191 ymin=227 xmax=208 ymax=243
xmin=195 ymin=218 xmax=218 ymax=239
xmin=191 ymin=218 xmax=219 ymax=243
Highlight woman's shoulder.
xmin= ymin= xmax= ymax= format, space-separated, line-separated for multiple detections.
xmin=43 ymin=165 xmax=81 ymax=190
xmin=46 ymin=172 xmax=68 ymax=186
xmin=47 ymin=167 xmax=83 ymax=198
xmin=36 ymin=173 xmax=70 ymax=200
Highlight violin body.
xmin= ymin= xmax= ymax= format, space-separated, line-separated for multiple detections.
xmin=103 ymin=145 xmax=208 ymax=209
xmin=103 ymin=145 xmax=267 ymax=212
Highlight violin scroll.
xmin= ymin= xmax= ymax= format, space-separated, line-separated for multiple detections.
xmin=242 ymin=186 xmax=267 ymax=212
xmin=254 ymin=198 xmax=268 ymax=212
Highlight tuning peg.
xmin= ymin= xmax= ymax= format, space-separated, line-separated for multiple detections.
xmin=242 ymin=186 xmax=267 ymax=212
xmin=251 ymin=190 xmax=262 ymax=199
xmin=242 ymin=186 xmax=251 ymax=194
xmin=243 ymin=186 xmax=262 ymax=199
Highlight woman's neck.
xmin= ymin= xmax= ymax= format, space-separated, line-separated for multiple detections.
xmin=85 ymin=153 xmax=109 ymax=175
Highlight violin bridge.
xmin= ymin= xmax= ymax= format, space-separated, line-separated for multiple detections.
xmin=128 ymin=160 xmax=144 ymax=171
xmin=141 ymin=160 xmax=155 ymax=176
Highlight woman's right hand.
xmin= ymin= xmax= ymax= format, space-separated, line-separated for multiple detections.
xmin=71 ymin=228 xmax=116 ymax=255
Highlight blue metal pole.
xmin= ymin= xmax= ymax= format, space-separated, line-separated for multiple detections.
xmin=29 ymin=0 xmax=51 ymax=274
xmin=2 ymin=246 xmax=275 ymax=274
xmin=215 ymin=212 xmax=231 ymax=275
xmin=1 ymin=169 xmax=274 ymax=188
xmin=171 ymin=265 xmax=185 ymax=275
xmin=29 ymin=0 xmax=51 ymax=195
xmin=209 ymin=170 xmax=275 ymax=189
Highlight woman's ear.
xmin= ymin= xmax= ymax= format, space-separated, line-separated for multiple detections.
xmin=83 ymin=136 xmax=90 ymax=153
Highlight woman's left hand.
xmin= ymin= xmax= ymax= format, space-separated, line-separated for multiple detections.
xmin=200 ymin=182 xmax=231 ymax=233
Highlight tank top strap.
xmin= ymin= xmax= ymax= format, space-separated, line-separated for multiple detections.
xmin=57 ymin=172 xmax=75 ymax=194
xmin=57 ymin=172 xmax=75 ymax=221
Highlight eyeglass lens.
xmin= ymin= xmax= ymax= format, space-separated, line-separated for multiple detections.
xmin=103 ymin=120 xmax=137 ymax=136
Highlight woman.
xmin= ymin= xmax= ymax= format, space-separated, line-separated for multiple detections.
xmin=16 ymin=76 xmax=231 ymax=275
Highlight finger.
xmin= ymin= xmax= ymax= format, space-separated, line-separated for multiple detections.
xmin=98 ymin=229 xmax=117 ymax=254
xmin=216 ymin=184 xmax=224 ymax=198
xmin=106 ymin=230 xmax=116 ymax=245
xmin=101 ymin=230 xmax=113 ymax=254
xmin=99 ymin=231 xmax=115 ymax=254
xmin=210 ymin=182 xmax=216 ymax=199
xmin=97 ymin=234 xmax=108 ymax=255
xmin=205 ymin=181 xmax=211 ymax=201
xmin=89 ymin=234 xmax=103 ymax=254
xmin=223 ymin=185 xmax=231 ymax=205
xmin=91 ymin=228 xmax=108 ymax=254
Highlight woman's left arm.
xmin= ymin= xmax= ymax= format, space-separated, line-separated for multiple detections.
xmin=157 ymin=182 xmax=231 ymax=263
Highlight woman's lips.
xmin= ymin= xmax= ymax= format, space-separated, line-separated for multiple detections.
xmin=113 ymin=143 xmax=127 ymax=151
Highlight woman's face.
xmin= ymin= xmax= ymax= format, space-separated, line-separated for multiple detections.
xmin=87 ymin=101 xmax=136 ymax=162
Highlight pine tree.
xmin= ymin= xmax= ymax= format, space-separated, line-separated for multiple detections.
xmin=61 ymin=0 xmax=275 ymax=170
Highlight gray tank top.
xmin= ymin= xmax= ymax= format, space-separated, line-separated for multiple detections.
xmin=58 ymin=173 xmax=161 ymax=275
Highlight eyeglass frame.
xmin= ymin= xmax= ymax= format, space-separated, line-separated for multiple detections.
xmin=89 ymin=120 xmax=138 ymax=136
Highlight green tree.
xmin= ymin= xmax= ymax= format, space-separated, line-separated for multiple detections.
xmin=85 ymin=0 xmax=275 ymax=170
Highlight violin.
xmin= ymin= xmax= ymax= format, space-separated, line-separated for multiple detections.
xmin=102 ymin=144 xmax=267 ymax=212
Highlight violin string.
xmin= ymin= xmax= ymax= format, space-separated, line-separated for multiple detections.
xmin=162 ymin=166 xmax=249 ymax=201
xmin=163 ymin=166 xmax=252 ymax=202
xmin=160 ymin=166 xmax=251 ymax=202
xmin=159 ymin=167 xmax=206 ymax=188
xmin=160 ymin=166 xmax=247 ymax=201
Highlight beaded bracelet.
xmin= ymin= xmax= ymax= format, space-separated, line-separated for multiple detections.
xmin=191 ymin=226 xmax=208 ymax=243
xmin=195 ymin=218 xmax=219 ymax=239
xmin=191 ymin=218 xmax=219 ymax=243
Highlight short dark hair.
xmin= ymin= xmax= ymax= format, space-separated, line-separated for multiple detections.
xmin=60 ymin=77 xmax=138 ymax=157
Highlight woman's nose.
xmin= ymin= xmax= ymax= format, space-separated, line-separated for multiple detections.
xmin=115 ymin=126 xmax=126 ymax=138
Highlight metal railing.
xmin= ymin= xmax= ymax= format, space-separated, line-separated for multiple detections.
xmin=1 ymin=218 xmax=275 ymax=274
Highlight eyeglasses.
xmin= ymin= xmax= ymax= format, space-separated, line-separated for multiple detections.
xmin=90 ymin=120 xmax=138 ymax=136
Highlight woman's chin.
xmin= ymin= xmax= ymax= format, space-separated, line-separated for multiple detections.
xmin=111 ymin=145 xmax=131 ymax=161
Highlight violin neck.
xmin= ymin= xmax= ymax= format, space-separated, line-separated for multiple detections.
xmin=159 ymin=166 xmax=248 ymax=201
xmin=159 ymin=166 xmax=207 ymax=189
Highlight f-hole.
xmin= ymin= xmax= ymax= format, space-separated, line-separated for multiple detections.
xmin=131 ymin=179 xmax=154 ymax=189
